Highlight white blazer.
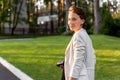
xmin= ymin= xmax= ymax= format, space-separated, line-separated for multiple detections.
xmin=64 ymin=28 xmax=96 ymax=80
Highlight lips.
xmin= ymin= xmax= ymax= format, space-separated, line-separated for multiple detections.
xmin=70 ymin=25 xmax=74 ymax=28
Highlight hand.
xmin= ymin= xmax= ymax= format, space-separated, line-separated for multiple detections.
xmin=60 ymin=65 xmax=64 ymax=69
xmin=68 ymin=77 xmax=76 ymax=80
xmin=56 ymin=60 xmax=64 ymax=69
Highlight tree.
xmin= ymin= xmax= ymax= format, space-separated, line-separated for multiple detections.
xmin=93 ymin=0 xmax=102 ymax=34
xmin=56 ymin=0 xmax=65 ymax=27
xmin=57 ymin=0 xmax=61 ymax=27
xmin=108 ymin=0 xmax=118 ymax=13
xmin=63 ymin=0 xmax=72 ymax=34
xmin=0 ymin=0 xmax=9 ymax=33
xmin=11 ymin=0 xmax=24 ymax=35
xmin=101 ymin=3 xmax=120 ymax=37
xmin=41 ymin=0 xmax=54 ymax=34
xmin=50 ymin=0 xmax=54 ymax=34
xmin=26 ymin=0 xmax=39 ymax=34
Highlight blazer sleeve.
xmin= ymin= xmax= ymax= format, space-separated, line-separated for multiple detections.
xmin=70 ymin=32 xmax=86 ymax=78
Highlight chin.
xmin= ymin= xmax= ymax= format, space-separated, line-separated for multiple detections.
xmin=69 ymin=27 xmax=73 ymax=30
xmin=70 ymin=28 xmax=73 ymax=31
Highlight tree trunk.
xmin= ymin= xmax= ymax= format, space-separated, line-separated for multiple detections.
xmin=9 ymin=0 xmax=12 ymax=29
xmin=11 ymin=0 xmax=24 ymax=35
xmin=50 ymin=0 xmax=54 ymax=34
xmin=0 ymin=22 xmax=1 ymax=33
xmin=64 ymin=0 xmax=72 ymax=34
xmin=57 ymin=0 xmax=60 ymax=27
xmin=93 ymin=0 xmax=102 ymax=34
xmin=2 ymin=0 xmax=5 ymax=33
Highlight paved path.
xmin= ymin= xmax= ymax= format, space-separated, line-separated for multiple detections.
xmin=0 ymin=57 xmax=33 ymax=80
xmin=0 ymin=63 xmax=20 ymax=80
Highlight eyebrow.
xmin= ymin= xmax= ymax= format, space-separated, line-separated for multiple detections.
xmin=68 ymin=17 xmax=77 ymax=20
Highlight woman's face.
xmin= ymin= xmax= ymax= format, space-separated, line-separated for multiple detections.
xmin=68 ymin=12 xmax=84 ymax=32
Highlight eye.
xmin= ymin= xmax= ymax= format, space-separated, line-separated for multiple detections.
xmin=68 ymin=18 xmax=71 ymax=21
xmin=72 ymin=18 xmax=77 ymax=21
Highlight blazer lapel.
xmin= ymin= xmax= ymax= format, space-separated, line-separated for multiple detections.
xmin=65 ymin=36 xmax=73 ymax=55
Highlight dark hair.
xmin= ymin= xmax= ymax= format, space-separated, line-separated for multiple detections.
xmin=68 ymin=5 xmax=87 ymax=29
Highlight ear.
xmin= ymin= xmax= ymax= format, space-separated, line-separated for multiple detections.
xmin=81 ymin=19 xmax=85 ymax=24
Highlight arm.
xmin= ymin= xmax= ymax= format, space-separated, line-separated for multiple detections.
xmin=70 ymin=34 xmax=86 ymax=78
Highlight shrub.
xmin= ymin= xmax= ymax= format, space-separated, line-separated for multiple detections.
xmin=87 ymin=25 xmax=94 ymax=34
xmin=57 ymin=26 xmax=66 ymax=34
xmin=100 ymin=3 xmax=120 ymax=37
xmin=109 ymin=19 xmax=120 ymax=37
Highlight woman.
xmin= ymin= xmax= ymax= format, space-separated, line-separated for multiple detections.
xmin=64 ymin=6 xmax=96 ymax=80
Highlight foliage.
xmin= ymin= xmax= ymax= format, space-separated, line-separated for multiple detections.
xmin=44 ymin=0 xmax=50 ymax=5
xmin=101 ymin=3 xmax=113 ymax=34
xmin=26 ymin=0 xmax=35 ymax=28
xmin=57 ymin=26 xmax=66 ymax=34
xmin=112 ymin=12 xmax=120 ymax=19
xmin=0 ymin=35 xmax=120 ymax=80
xmin=87 ymin=25 xmax=94 ymax=34
xmin=101 ymin=3 xmax=120 ymax=37
xmin=109 ymin=18 xmax=120 ymax=37
xmin=0 ymin=0 xmax=9 ymax=22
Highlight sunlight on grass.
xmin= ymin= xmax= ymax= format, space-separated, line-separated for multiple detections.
xmin=97 ymin=57 xmax=119 ymax=62
xmin=0 ymin=35 xmax=120 ymax=80
xmin=96 ymin=50 xmax=120 ymax=57
xmin=95 ymin=49 xmax=120 ymax=80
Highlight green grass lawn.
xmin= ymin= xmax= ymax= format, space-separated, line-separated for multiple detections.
xmin=0 ymin=35 xmax=120 ymax=80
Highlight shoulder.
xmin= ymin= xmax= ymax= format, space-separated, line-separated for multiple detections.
xmin=73 ymin=28 xmax=87 ymax=40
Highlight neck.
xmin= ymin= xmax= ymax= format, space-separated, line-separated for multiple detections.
xmin=74 ymin=27 xmax=82 ymax=32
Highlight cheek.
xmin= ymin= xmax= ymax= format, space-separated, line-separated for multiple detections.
xmin=77 ymin=19 xmax=83 ymax=25
xmin=68 ymin=21 xmax=70 ymax=25
xmin=74 ymin=21 xmax=80 ymax=27
xmin=68 ymin=21 xmax=73 ymax=27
